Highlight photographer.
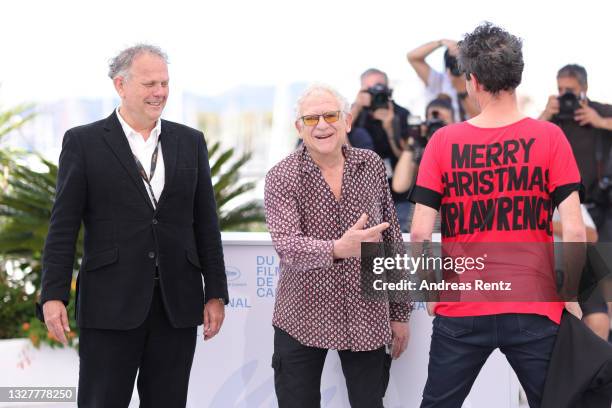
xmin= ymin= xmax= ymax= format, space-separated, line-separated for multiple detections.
xmin=392 ymin=95 xmax=453 ymax=229
xmin=540 ymin=64 xmax=612 ymax=344
xmin=349 ymin=68 xmax=412 ymax=231
xmin=539 ymin=64 xmax=612 ymax=240
xmin=407 ymin=39 xmax=479 ymax=122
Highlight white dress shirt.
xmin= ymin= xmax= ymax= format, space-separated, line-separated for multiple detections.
xmin=116 ymin=107 xmax=164 ymax=207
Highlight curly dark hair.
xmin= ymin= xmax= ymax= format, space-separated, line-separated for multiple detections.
xmin=457 ymin=22 xmax=524 ymax=94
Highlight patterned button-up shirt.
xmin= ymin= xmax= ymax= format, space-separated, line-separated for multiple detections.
xmin=264 ymin=144 xmax=412 ymax=351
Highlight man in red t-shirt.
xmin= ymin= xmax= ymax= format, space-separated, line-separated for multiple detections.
xmin=410 ymin=23 xmax=586 ymax=408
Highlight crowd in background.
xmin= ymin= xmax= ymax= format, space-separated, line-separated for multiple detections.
xmin=346 ymin=39 xmax=612 ymax=341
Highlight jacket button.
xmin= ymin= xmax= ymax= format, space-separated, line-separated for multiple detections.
xmin=148 ymin=251 xmax=155 ymax=259
xmin=152 ymin=219 xmax=158 ymax=225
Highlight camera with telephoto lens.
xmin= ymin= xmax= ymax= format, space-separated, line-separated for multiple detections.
xmin=424 ymin=110 xmax=446 ymax=138
xmin=557 ymin=91 xmax=582 ymax=121
xmin=444 ymin=50 xmax=461 ymax=77
xmin=367 ymin=84 xmax=393 ymax=110
xmin=406 ymin=111 xmax=447 ymax=164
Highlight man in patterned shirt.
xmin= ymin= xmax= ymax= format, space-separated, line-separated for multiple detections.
xmin=264 ymin=84 xmax=412 ymax=408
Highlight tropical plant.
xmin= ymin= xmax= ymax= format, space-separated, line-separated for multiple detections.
xmin=0 ymin=103 xmax=44 ymax=342
xmin=0 ymin=103 xmax=35 ymax=140
xmin=0 ymin=268 xmax=36 ymax=339
xmin=0 ymin=115 xmax=264 ymax=347
xmin=207 ymin=140 xmax=265 ymax=231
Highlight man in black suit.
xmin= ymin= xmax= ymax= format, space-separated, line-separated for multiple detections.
xmin=38 ymin=44 xmax=228 ymax=407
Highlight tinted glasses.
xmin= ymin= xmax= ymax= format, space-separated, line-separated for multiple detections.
xmin=299 ymin=111 xmax=341 ymax=127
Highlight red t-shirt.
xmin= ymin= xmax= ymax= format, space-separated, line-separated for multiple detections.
xmin=410 ymin=117 xmax=582 ymax=324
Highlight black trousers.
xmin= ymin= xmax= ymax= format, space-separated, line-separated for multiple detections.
xmin=78 ymin=283 xmax=197 ymax=408
xmin=272 ymin=326 xmax=392 ymax=408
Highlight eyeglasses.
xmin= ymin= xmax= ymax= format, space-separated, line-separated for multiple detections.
xmin=299 ymin=111 xmax=341 ymax=127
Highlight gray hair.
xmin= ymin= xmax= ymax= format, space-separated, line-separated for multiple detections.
xmin=360 ymin=68 xmax=389 ymax=85
xmin=108 ymin=44 xmax=168 ymax=80
xmin=557 ymin=64 xmax=588 ymax=88
xmin=295 ymin=83 xmax=350 ymax=119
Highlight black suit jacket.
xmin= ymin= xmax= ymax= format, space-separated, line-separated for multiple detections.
xmin=541 ymin=311 xmax=612 ymax=408
xmin=39 ymin=111 xmax=228 ymax=330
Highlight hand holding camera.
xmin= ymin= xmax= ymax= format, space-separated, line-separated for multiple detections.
xmin=556 ymin=91 xmax=584 ymax=121
xmin=575 ymin=100 xmax=604 ymax=127
xmin=353 ymin=89 xmax=372 ymax=110
xmin=440 ymin=39 xmax=458 ymax=55
xmin=354 ymin=84 xmax=395 ymax=125
xmin=367 ymin=83 xmax=393 ymax=111
xmin=372 ymin=101 xmax=395 ymax=125
xmin=541 ymin=95 xmax=560 ymax=120
xmin=548 ymin=91 xmax=604 ymax=127
xmin=405 ymin=111 xmax=447 ymax=164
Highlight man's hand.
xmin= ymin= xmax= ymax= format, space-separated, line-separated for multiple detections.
xmin=426 ymin=302 xmax=438 ymax=316
xmin=203 ymin=299 xmax=225 ymax=341
xmin=390 ymin=321 xmax=410 ymax=359
xmin=42 ymin=300 xmax=70 ymax=346
xmin=353 ymin=90 xmax=371 ymax=111
xmin=372 ymin=102 xmax=395 ymax=126
xmin=565 ymin=301 xmax=582 ymax=319
xmin=440 ymin=39 xmax=458 ymax=55
xmin=374 ymin=101 xmax=403 ymax=157
xmin=350 ymin=90 xmax=371 ymax=125
xmin=333 ymin=213 xmax=390 ymax=259
xmin=575 ymin=101 xmax=604 ymax=127
xmin=540 ymin=95 xmax=560 ymax=121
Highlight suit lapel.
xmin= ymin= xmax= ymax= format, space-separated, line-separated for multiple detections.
xmin=102 ymin=111 xmax=155 ymax=211
xmin=155 ymin=120 xmax=177 ymax=211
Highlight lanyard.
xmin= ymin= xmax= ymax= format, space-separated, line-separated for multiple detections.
xmin=133 ymin=138 xmax=160 ymax=209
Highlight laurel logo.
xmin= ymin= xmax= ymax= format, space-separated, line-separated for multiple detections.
xmin=226 ymin=266 xmax=241 ymax=282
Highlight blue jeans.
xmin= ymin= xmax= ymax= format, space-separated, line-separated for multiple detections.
xmin=421 ymin=314 xmax=558 ymax=408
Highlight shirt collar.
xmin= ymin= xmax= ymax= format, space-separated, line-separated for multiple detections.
xmin=116 ymin=107 xmax=162 ymax=143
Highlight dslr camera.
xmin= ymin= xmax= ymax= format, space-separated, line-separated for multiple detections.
xmin=556 ymin=91 xmax=583 ymax=121
xmin=367 ymin=84 xmax=393 ymax=110
xmin=444 ymin=50 xmax=461 ymax=77
xmin=406 ymin=111 xmax=447 ymax=164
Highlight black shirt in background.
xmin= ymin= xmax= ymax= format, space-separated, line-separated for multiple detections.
xmin=350 ymin=101 xmax=410 ymax=203
xmin=552 ymin=100 xmax=612 ymax=202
